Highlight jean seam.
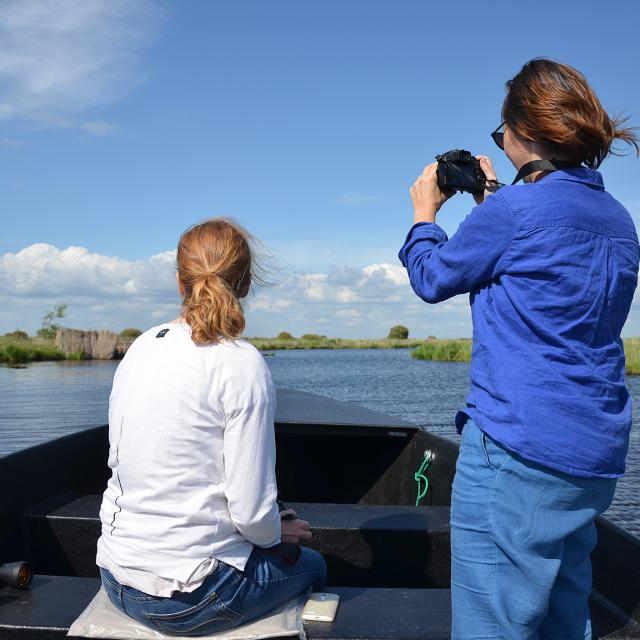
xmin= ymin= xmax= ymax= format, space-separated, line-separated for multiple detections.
xmin=144 ymin=590 xmax=240 ymax=622
xmin=487 ymin=443 xmax=503 ymax=639
xmin=121 ymin=591 xmax=158 ymax=602
xmin=249 ymin=570 xmax=320 ymax=587
xmin=100 ymin=571 xmax=121 ymax=593
xmin=481 ymin=431 xmax=498 ymax=472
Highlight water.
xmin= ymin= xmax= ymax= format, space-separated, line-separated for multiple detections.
xmin=1 ymin=349 xmax=639 ymax=536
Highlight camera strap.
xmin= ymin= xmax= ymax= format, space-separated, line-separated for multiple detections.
xmin=511 ymin=159 xmax=582 ymax=185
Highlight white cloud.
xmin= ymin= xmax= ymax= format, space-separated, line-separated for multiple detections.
xmin=0 ymin=0 xmax=163 ymax=132
xmin=0 ymin=243 xmax=473 ymax=338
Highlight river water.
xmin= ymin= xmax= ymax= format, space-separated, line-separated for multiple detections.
xmin=1 ymin=348 xmax=638 ymax=536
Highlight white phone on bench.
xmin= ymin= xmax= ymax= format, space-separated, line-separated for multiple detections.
xmin=301 ymin=592 xmax=340 ymax=622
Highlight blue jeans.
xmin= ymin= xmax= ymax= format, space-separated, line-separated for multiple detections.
xmin=100 ymin=546 xmax=327 ymax=636
xmin=451 ymin=419 xmax=617 ymax=640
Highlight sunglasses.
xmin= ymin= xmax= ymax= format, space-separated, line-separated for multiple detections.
xmin=491 ymin=122 xmax=506 ymax=150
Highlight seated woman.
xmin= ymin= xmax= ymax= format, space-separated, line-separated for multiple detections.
xmin=96 ymin=218 xmax=327 ymax=636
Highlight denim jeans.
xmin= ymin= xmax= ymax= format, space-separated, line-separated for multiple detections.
xmin=100 ymin=546 xmax=327 ymax=636
xmin=451 ymin=419 xmax=617 ymax=640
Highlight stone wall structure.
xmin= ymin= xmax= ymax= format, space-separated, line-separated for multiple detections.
xmin=55 ymin=329 xmax=129 ymax=359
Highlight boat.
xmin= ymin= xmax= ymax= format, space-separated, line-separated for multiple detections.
xmin=1 ymin=389 xmax=639 ymax=639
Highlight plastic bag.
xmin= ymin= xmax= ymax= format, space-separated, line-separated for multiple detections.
xmin=67 ymin=588 xmax=305 ymax=640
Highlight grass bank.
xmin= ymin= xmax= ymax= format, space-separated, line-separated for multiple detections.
xmin=412 ymin=339 xmax=472 ymax=363
xmin=0 ymin=336 xmax=65 ymax=365
xmin=413 ymin=337 xmax=640 ymax=375
xmin=0 ymin=336 xmax=83 ymax=365
xmin=248 ymin=337 xmax=424 ymax=350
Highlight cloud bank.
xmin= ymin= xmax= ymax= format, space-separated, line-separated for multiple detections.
xmin=0 ymin=0 xmax=162 ymax=131
xmin=5 ymin=241 xmax=639 ymax=340
xmin=0 ymin=243 xmax=473 ymax=338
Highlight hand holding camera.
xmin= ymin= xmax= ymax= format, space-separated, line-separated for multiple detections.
xmin=410 ymin=151 xmax=500 ymax=224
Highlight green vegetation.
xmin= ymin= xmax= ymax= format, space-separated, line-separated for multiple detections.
xmin=248 ymin=336 xmax=424 ymax=350
xmin=413 ymin=337 xmax=640 ymax=375
xmin=388 ymin=325 xmax=409 ymax=340
xmin=623 ymin=338 xmax=640 ymax=375
xmin=120 ymin=328 xmax=143 ymax=339
xmin=412 ymin=339 xmax=472 ymax=363
xmin=37 ymin=303 xmax=67 ymax=340
xmin=0 ymin=336 xmax=65 ymax=366
xmin=4 ymin=330 xmax=29 ymax=340
xmin=276 ymin=331 xmax=294 ymax=340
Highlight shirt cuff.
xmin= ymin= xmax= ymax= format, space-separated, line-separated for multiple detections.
xmin=398 ymin=221 xmax=449 ymax=266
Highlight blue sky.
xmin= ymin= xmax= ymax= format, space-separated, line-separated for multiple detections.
xmin=1 ymin=0 xmax=639 ymax=338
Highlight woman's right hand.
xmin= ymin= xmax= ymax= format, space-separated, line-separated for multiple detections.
xmin=474 ymin=155 xmax=499 ymax=205
xmin=281 ymin=517 xmax=313 ymax=544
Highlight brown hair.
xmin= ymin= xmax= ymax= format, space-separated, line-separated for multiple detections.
xmin=502 ymin=58 xmax=639 ymax=169
xmin=176 ymin=218 xmax=256 ymax=345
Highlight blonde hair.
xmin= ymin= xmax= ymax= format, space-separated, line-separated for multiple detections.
xmin=176 ymin=218 xmax=256 ymax=345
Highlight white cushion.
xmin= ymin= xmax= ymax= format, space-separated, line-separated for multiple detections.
xmin=67 ymin=587 xmax=305 ymax=639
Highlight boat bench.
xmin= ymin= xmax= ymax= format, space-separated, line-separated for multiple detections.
xmin=2 ymin=575 xmax=639 ymax=640
xmin=22 ymin=495 xmax=452 ymax=588
xmin=0 ymin=575 xmax=452 ymax=640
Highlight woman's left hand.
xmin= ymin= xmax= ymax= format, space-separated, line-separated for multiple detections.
xmin=410 ymin=162 xmax=455 ymax=224
xmin=281 ymin=517 xmax=313 ymax=544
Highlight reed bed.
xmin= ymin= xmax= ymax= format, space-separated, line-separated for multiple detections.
xmin=413 ymin=337 xmax=640 ymax=375
xmin=248 ymin=337 xmax=424 ymax=350
xmin=412 ymin=339 xmax=472 ymax=363
xmin=0 ymin=336 xmax=65 ymax=365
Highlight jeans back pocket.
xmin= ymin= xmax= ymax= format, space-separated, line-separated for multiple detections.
xmin=145 ymin=590 xmax=241 ymax=635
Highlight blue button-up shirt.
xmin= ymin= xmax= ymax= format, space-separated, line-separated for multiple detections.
xmin=399 ymin=167 xmax=639 ymax=478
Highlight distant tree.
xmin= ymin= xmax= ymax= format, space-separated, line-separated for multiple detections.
xmin=120 ymin=328 xmax=143 ymax=339
xmin=428 ymin=335 xmax=437 ymax=340
xmin=4 ymin=330 xmax=29 ymax=340
xmin=301 ymin=334 xmax=326 ymax=341
xmin=276 ymin=331 xmax=295 ymax=340
xmin=37 ymin=304 xmax=67 ymax=340
xmin=388 ymin=325 xmax=409 ymax=340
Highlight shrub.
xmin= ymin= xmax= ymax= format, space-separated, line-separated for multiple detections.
xmin=4 ymin=330 xmax=28 ymax=340
xmin=388 ymin=325 xmax=409 ymax=340
xmin=120 ymin=328 xmax=142 ymax=339
xmin=300 ymin=334 xmax=326 ymax=341
xmin=276 ymin=332 xmax=295 ymax=340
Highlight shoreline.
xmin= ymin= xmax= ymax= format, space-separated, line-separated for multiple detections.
xmin=3 ymin=335 xmax=640 ymax=375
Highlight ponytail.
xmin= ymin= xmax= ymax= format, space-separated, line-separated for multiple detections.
xmin=176 ymin=218 xmax=253 ymax=345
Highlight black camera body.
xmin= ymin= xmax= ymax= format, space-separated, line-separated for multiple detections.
xmin=436 ymin=149 xmax=487 ymax=195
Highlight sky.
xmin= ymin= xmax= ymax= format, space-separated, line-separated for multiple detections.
xmin=1 ymin=0 xmax=639 ymax=339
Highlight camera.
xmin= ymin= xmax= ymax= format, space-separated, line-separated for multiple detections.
xmin=436 ymin=149 xmax=492 ymax=195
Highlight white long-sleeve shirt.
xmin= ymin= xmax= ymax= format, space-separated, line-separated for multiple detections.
xmin=96 ymin=322 xmax=281 ymax=596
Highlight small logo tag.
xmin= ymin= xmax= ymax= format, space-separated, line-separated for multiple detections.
xmin=156 ymin=328 xmax=170 ymax=338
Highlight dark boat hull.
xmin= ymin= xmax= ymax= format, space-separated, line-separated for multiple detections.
xmin=1 ymin=390 xmax=639 ymax=638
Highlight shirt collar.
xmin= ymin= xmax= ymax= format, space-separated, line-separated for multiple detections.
xmin=536 ymin=166 xmax=605 ymax=190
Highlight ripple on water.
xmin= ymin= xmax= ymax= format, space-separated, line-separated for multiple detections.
xmin=1 ymin=350 xmax=639 ymax=536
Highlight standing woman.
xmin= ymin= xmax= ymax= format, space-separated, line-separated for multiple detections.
xmin=97 ymin=218 xmax=326 ymax=636
xmin=399 ymin=59 xmax=639 ymax=639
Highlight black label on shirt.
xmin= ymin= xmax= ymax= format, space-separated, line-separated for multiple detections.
xmin=156 ymin=328 xmax=170 ymax=338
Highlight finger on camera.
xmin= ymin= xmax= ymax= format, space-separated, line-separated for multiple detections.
xmin=421 ymin=162 xmax=437 ymax=176
xmin=477 ymin=156 xmax=497 ymax=178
